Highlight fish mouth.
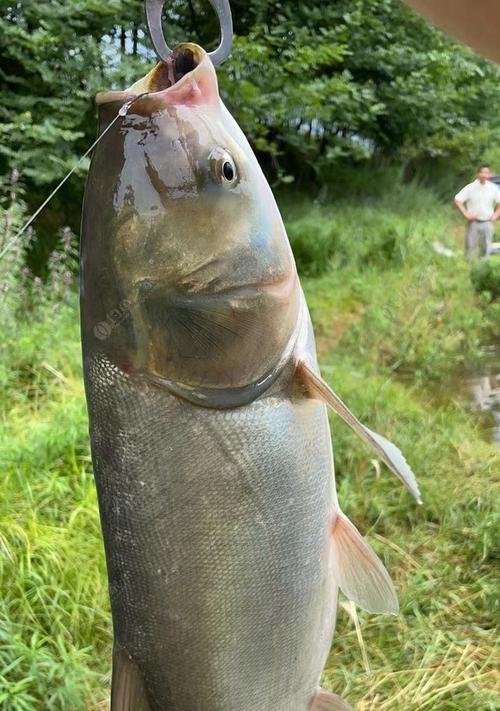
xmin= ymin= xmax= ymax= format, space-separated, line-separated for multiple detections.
xmin=96 ymin=43 xmax=215 ymax=107
xmin=135 ymin=270 xmax=297 ymax=304
xmin=210 ymin=273 xmax=298 ymax=302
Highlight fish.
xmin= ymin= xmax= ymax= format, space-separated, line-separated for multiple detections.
xmin=80 ymin=42 xmax=421 ymax=711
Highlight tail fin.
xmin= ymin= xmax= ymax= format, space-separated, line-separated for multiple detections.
xmin=311 ymin=688 xmax=352 ymax=710
xmin=111 ymin=647 xmax=152 ymax=711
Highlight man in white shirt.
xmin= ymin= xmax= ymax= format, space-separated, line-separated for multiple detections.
xmin=454 ymin=165 xmax=500 ymax=257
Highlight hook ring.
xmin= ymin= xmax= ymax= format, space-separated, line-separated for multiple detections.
xmin=145 ymin=0 xmax=233 ymax=66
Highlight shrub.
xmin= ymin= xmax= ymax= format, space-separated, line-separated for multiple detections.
xmin=284 ymin=182 xmax=449 ymax=278
xmin=470 ymin=258 xmax=500 ymax=301
xmin=286 ymin=215 xmax=340 ymax=276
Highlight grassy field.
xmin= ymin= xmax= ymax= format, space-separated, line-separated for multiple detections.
xmin=0 ymin=184 xmax=499 ymax=709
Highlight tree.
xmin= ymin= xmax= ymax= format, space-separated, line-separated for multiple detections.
xmin=219 ymin=1 xmax=500 ymax=182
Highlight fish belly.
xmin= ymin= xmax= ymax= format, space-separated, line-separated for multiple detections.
xmin=85 ymin=355 xmax=337 ymax=711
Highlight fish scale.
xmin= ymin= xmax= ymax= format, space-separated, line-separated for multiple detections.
xmin=86 ymin=354 xmax=336 ymax=711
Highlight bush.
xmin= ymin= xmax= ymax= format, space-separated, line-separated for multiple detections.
xmin=0 ymin=172 xmax=79 ymax=401
xmin=284 ymin=182 xmax=450 ymax=277
xmin=286 ymin=215 xmax=340 ymax=276
xmin=470 ymin=258 xmax=500 ymax=301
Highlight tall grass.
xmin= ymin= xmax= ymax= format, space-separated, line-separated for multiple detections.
xmin=0 ymin=177 xmax=108 ymax=710
xmin=0 ymin=179 xmax=499 ymax=709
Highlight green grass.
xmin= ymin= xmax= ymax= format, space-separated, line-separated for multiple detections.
xmin=0 ymin=184 xmax=499 ymax=709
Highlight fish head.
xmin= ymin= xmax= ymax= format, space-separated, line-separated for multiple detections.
xmin=81 ymin=44 xmax=301 ymax=405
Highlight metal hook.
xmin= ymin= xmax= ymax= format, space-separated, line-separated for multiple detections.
xmin=145 ymin=0 xmax=233 ymax=66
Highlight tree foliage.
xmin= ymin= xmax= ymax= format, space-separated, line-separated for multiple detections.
xmin=1 ymin=0 xmax=499 ymax=222
xmin=219 ymin=1 xmax=500 ymax=182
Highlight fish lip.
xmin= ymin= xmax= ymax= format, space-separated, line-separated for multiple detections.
xmin=256 ymin=271 xmax=298 ymax=301
xmin=96 ymin=43 xmax=214 ymax=107
xmin=207 ymin=272 xmax=297 ymax=303
xmin=134 ymin=271 xmax=297 ymax=303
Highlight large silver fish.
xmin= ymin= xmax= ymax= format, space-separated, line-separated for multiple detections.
xmin=81 ymin=43 xmax=420 ymax=711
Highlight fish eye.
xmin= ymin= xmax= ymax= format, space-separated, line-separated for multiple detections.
xmin=209 ymin=148 xmax=238 ymax=188
xmin=223 ymin=160 xmax=235 ymax=182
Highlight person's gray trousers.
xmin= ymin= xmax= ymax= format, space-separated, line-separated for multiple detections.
xmin=465 ymin=220 xmax=493 ymax=258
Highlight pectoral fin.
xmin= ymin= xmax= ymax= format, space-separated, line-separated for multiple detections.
xmin=311 ymin=688 xmax=353 ymax=710
xmin=297 ymin=360 xmax=422 ymax=503
xmin=111 ymin=648 xmax=152 ymax=711
xmin=331 ymin=511 xmax=399 ymax=615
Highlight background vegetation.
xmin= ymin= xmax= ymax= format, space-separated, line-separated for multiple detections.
xmin=1 ymin=1 xmax=499 ymax=709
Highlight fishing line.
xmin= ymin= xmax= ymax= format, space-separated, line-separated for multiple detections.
xmin=0 ymin=93 xmax=148 ymax=261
